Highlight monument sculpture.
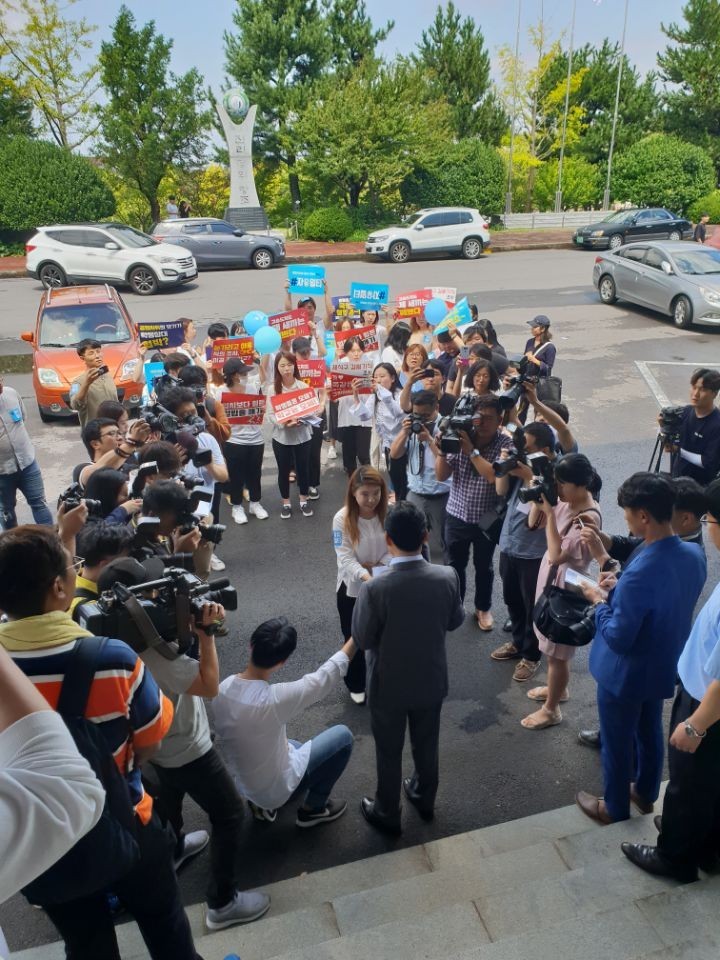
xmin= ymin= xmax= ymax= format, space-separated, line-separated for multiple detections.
xmin=215 ymin=86 xmax=269 ymax=232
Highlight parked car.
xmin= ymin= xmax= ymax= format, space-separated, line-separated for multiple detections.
xmin=574 ymin=208 xmax=693 ymax=250
xmin=26 ymin=223 xmax=198 ymax=295
xmin=365 ymin=207 xmax=491 ymax=264
xmin=20 ymin=285 xmax=145 ymax=421
xmin=592 ymin=241 xmax=720 ymax=329
xmin=150 ymin=218 xmax=285 ymax=270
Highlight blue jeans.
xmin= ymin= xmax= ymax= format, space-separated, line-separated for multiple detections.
xmin=0 ymin=459 xmax=53 ymax=529
xmin=291 ymin=725 xmax=353 ymax=811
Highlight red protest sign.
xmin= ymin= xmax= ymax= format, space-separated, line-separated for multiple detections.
xmin=268 ymin=309 xmax=311 ymax=342
xmin=220 ymin=392 xmax=266 ymax=425
xmin=396 ymin=288 xmax=432 ymax=319
xmin=297 ymin=358 xmax=326 ymax=390
xmin=210 ymin=338 xmax=255 ymax=369
xmin=333 ymin=324 xmax=379 ymax=354
xmin=270 ymin=387 xmax=323 ymax=424
xmin=329 ymin=359 xmax=373 ymax=401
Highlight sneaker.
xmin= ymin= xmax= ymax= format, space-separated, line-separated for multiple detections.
xmin=174 ymin=830 xmax=209 ymax=871
xmin=248 ymin=800 xmax=278 ymax=823
xmin=513 ymin=659 xmax=540 ymax=682
xmin=300 ymin=501 xmax=314 ymax=517
xmin=248 ymin=502 xmax=269 ymax=519
xmin=210 ymin=554 xmax=226 ymax=571
xmin=281 ymin=504 xmax=292 ymax=519
xmin=232 ymin=504 xmax=248 ymax=525
xmin=296 ymin=799 xmax=348 ymax=828
xmin=490 ymin=641 xmax=520 ymax=661
xmin=205 ymin=890 xmax=271 ymax=930
xmin=308 ymin=486 xmax=320 ymax=500
xmin=350 ymin=691 xmax=366 ymax=704
xmin=327 ymin=445 xmax=337 ymax=460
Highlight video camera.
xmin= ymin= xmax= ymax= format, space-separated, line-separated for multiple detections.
xmin=517 ymin=452 xmax=558 ymax=506
xmin=492 ymin=426 xmax=527 ymax=478
xmin=57 ymin=482 xmax=102 ymax=517
xmin=140 ymin=402 xmax=211 ymax=466
xmin=129 ymin=516 xmax=195 ymax=571
xmin=75 ymin=567 xmax=238 ymax=658
xmin=438 ymin=394 xmax=478 ymax=455
xmin=657 ymin=405 xmax=685 ymax=442
xmin=497 ymin=356 xmax=539 ymax=411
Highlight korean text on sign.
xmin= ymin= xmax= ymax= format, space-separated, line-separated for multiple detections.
xmin=210 ymin=338 xmax=255 ymax=368
xmin=297 ymin=359 xmax=327 ymax=390
xmin=270 ymin=387 xmax=323 ymax=424
xmin=137 ymin=320 xmax=185 ymax=350
xmin=288 ymin=264 xmax=326 ymax=294
xmin=268 ymin=309 xmax=312 ymax=342
xmin=329 ymin=359 xmax=373 ymax=401
xmin=334 ymin=324 xmax=379 ymax=354
xmin=220 ymin=392 xmax=266 ymax=425
xmin=350 ymin=282 xmax=389 ymax=310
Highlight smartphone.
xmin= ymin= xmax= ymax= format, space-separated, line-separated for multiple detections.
xmin=97 ymin=364 xmax=109 ymax=376
xmin=460 ymin=346 xmax=469 ymax=360
xmin=564 ymin=569 xmax=597 ymax=594
xmin=575 ymin=517 xmax=585 ymax=529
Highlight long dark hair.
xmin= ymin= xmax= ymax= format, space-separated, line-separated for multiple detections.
xmin=385 ymin=322 xmax=411 ymax=355
xmin=83 ymin=468 xmax=128 ymax=518
xmin=372 ymin=362 xmax=401 ymax=397
xmin=274 ymin=351 xmax=300 ymax=394
xmin=554 ymin=453 xmax=602 ymax=498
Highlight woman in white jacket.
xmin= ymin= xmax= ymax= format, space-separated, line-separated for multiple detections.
xmin=332 ymin=466 xmax=390 ymax=704
xmin=350 ymin=362 xmax=407 ymax=501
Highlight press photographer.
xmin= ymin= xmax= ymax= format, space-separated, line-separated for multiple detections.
xmin=655 ymin=368 xmax=720 ymax=484
xmin=435 ymin=393 xmax=512 ymax=631
xmin=69 ymin=522 xmax=134 ymax=619
xmin=177 ymin=365 xmax=231 ymax=445
xmin=75 ymin=416 xmax=150 ymax=488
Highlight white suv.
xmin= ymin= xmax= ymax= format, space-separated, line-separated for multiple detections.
xmin=365 ymin=207 xmax=491 ymax=264
xmin=26 ymin=223 xmax=198 ymax=296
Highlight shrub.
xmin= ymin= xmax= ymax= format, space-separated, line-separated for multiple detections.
xmin=612 ymin=135 xmax=715 ymax=215
xmin=533 ymin=157 xmax=603 ymax=211
xmin=0 ymin=137 xmax=115 ymax=230
xmin=687 ymin=190 xmax=720 ymax=224
xmin=302 ymin=206 xmax=353 ymax=242
xmin=401 ymin=141 xmax=505 ymax=215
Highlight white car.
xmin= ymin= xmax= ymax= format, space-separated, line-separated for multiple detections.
xmin=365 ymin=207 xmax=491 ymax=264
xmin=26 ymin=223 xmax=198 ymax=296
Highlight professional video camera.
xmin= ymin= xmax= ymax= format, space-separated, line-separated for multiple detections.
xmin=517 ymin=452 xmax=558 ymax=506
xmin=140 ymin=402 xmax=209 ymax=458
xmin=128 ymin=516 xmax=195 ymax=570
xmin=75 ymin=566 xmax=238 ymax=657
xmin=648 ymin=405 xmax=686 ymax=474
xmin=657 ymin=405 xmax=685 ymax=442
xmin=57 ymin=482 xmax=102 ymax=517
xmin=497 ymin=356 xmax=539 ymax=411
xmin=438 ymin=394 xmax=478 ymax=455
xmin=492 ymin=426 xmax=527 ymax=478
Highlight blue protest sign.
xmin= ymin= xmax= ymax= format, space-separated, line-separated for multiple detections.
xmin=288 ymin=264 xmax=325 ymax=294
xmin=432 ymin=297 xmax=472 ymax=336
xmin=142 ymin=361 xmax=165 ymax=399
xmin=350 ymin=282 xmax=389 ymax=310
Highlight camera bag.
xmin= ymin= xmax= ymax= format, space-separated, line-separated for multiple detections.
xmin=22 ymin=637 xmax=141 ymax=906
xmin=478 ymin=501 xmax=508 ymax=545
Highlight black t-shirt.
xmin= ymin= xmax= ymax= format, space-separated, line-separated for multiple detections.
xmin=678 ymin=405 xmax=720 ymax=485
xmin=693 ymin=223 xmax=707 ymax=243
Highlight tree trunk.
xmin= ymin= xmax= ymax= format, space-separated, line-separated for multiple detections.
xmin=149 ymin=195 xmax=161 ymax=225
xmin=349 ymin=182 xmax=362 ymax=208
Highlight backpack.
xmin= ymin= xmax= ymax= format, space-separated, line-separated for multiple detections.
xmin=22 ymin=637 xmax=141 ymax=906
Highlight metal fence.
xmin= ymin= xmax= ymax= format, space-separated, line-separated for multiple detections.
xmin=499 ymin=210 xmax=612 ymax=229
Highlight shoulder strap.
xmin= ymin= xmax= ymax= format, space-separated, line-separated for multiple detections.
xmin=543 ymin=507 xmax=601 ymax=592
xmin=532 ymin=342 xmax=550 ymax=358
xmin=56 ymin=637 xmax=107 ymax=718
xmin=204 ymin=395 xmax=217 ymax=417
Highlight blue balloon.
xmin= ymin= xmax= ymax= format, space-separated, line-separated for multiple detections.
xmin=253 ymin=325 xmax=282 ymax=355
xmin=244 ymin=310 xmax=269 ymax=336
xmin=424 ymin=297 xmax=448 ymax=327
xmin=325 ymin=347 xmax=336 ymax=367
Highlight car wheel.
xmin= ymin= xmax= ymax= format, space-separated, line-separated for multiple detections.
xmin=608 ymin=234 xmax=624 ymax=250
xmin=668 ymin=230 xmax=681 ymax=241
xmin=129 ymin=266 xmax=159 ymax=296
xmin=39 ymin=263 xmax=67 ymax=289
xmin=599 ymin=275 xmax=617 ymax=304
xmin=389 ymin=241 xmax=410 ymax=264
xmin=252 ymin=248 xmax=274 ymax=270
xmin=461 ymin=237 xmax=483 ymax=260
xmin=673 ymin=295 xmax=693 ymax=329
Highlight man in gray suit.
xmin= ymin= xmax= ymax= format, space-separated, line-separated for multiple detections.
xmin=352 ymin=502 xmax=465 ymax=834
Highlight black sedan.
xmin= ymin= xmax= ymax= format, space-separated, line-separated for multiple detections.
xmin=573 ymin=208 xmax=693 ymax=251
xmin=150 ymin=217 xmax=285 ymax=270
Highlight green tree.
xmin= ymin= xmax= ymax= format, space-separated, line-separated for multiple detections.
xmin=613 ymin=134 xmax=714 ymax=212
xmin=0 ymin=136 xmax=114 ymax=229
xmin=97 ymin=6 xmax=210 ymax=224
xmin=0 ymin=0 xmax=100 ymax=149
xmin=658 ymin=0 xmax=720 ymax=170
xmin=402 ymin=141 xmax=505 ymax=214
xmin=533 ymin=157 xmax=602 ymax=210
xmin=325 ymin=0 xmax=393 ymax=70
xmin=414 ymin=2 xmax=506 ymax=143
xmin=0 ymin=71 xmax=34 ymax=137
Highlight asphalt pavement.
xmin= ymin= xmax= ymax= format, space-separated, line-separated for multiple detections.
xmin=2 ymin=250 xmax=720 ymax=952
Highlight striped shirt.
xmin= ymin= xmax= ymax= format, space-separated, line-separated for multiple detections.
xmin=11 ymin=637 xmax=173 ymax=824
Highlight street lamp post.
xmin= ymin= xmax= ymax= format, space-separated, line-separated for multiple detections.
xmin=505 ymin=0 xmax=523 ymax=218
xmin=603 ymin=0 xmax=630 ymax=210
xmin=555 ymin=0 xmax=577 ymax=213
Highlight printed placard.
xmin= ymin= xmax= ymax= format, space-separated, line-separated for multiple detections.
xmin=143 ymin=361 xmax=164 ymax=388
xmin=297 ymin=358 xmax=327 ymax=389
xmin=270 ymin=387 xmax=323 ymax=424
xmin=268 ymin=309 xmax=311 ymax=342
xmin=396 ymin=288 xmax=433 ymax=319
xmin=432 ymin=297 xmax=473 ymax=336
xmin=210 ymin=337 xmax=255 ymax=368
xmin=288 ymin=264 xmax=325 ymax=294
xmin=329 ymin=358 xmax=373 ymax=401
xmin=332 ymin=295 xmax=361 ymax=323
xmin=350 ymin=281 xmax=389 ymax=310
xmin=333 ymin=324 xmax=379 ymax=354
xmin=429 ymin=286 xmax=457 ymax=304
xmin=137 ymin=320 xmax=185 ymax=350
xmin=221 ymin=392 xmax=266 ymax=425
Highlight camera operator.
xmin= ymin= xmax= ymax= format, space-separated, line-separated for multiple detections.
xmin=492 ymin=423 xmax=557 ymax=683
xmin=137 ymin=480 xmax=204 ymax=560
xmin=178 ymin=364 xmax=231 ymax=446
xmin=69 ymin=522 xmax=134 ymax=619
xmin=69 ymin=339 xmax=119 ymax=429
xmin=75 ymin=417 xmax=150 ymax=488
xmin=436 ymin=393 xmax=513 ymax=630
xmin=668 ymin=368 xmax=720 ymax=485
xmin=389 ymin=390 xmax=450 ymax=562
xmin=133 ymin=440 xmax=184 ymax=495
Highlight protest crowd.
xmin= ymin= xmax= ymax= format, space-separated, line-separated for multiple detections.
xmin=2 ymin=267 xmax=720 ymax=960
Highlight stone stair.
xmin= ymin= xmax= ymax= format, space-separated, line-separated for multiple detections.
xmin=12 ymin=800 xmax=719 ymax=960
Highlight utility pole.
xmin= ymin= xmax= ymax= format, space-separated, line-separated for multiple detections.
xmin=555 ymin=0 xmax=577 ymax=213
xmin=603 ymin=0 xmax=630 ymax=210
xmin=505 ymin=0 xmax=523 ymax=218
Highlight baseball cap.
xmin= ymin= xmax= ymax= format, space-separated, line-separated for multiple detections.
xmin=527 ymin=315 xmax=551 ymax=328
xmin=96 ymin=556 xmax=165 ymax=592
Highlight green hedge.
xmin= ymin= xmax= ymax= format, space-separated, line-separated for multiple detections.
xmin=302 ymin=206 xmax=354 ymax=242
xmin=401 ymin=141 xmax=505 ymax=214
xmin=613 ymin=135 xmax=714 ymax=215
xmin=687 ymin=191 xmax=720 ymax=224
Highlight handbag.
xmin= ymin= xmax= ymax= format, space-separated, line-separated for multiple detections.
xmin=477 ymin=501 xmax=508 ymax=545
xmin=531 ymin=343 xmax=562 ymax=403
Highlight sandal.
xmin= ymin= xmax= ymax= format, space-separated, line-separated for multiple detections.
xmin=527 ymin=686 xmax=569 ymax=703
xmin=521 ymin=706 xmax=562 ymax=730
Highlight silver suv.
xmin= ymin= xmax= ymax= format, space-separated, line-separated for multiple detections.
xmin=366 ymin=207 xmax=491 ymax=263
xmin=151 ymin=217 xmax=285 ymax=270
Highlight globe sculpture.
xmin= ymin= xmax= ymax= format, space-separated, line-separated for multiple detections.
xmin=222 ymin=87 xmax=250 ymax=124
xmin=215 ymin=86 xmax=265 ymax=228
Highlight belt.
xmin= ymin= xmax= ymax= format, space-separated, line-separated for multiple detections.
xmin=411 ymin=491 xmax=448 ymax=500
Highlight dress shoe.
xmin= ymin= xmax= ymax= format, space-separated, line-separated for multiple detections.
xmin=360 ymin=797 xmax=401 ymax=836
xmin=575 ymin=790 xmax=614 ymax=825
xmin=577 ymin=729 xmax=602 ymax=749
xmin=402 ymin=779 xmax=434 ymax=822
xmin=630 ymin=782 xmax=654 ymax=815
xmin=621 ymin=842 xmax=698 ymax=883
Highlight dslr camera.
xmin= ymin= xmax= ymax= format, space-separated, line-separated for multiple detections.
xmin=438 ymin=394 xmax=478 ymax=455
xmin=657 ymin=405 xmax=685 ymax=442
xmin=57 ymin=482 xmax=102 ymax=518
xmin=497 ymin=356 xmax=538 ymax=411
xmin=492 ymin=426 xmax=527 ymax=478
xmin=129 ymin=516 xmax=195 ymax=571
xmin=176 ymin=489 xmax=226 ymax=545
xmin=408 ymin=413 xmax=427 ymax=436
xmin=517 ymin=452 xmax=558 ymax=506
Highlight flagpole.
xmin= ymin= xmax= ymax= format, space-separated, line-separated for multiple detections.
xmin=603 ymin=0 xmax=630 ymax=210
xmin=505 ymin=0 xmax=523 ymax=218
xmin=555 ymin=0 xmax=577 ymax=213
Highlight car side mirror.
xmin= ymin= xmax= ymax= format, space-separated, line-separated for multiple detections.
xmin=20 ymin=331 xmax=34 ymax=343
xmin=661 ymin=261 xmax=673 ymax=275
xmin=414 ymin=224 xmax=424 ymax=231
xmin=233 ymin=229 xmax=244 ymax=237
xmin=104 ymin=242 xmax=120 ymax=250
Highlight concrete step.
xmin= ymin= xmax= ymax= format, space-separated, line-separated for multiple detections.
xmin=636 ymin=939 xmax=720 ymax=960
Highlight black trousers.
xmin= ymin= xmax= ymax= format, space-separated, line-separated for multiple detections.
xmin=151 ymin=746 xmax=245 ymax=910
xmin=338 ymin=425 xmax=371 ymax=475
xmin=370 ymin=699 xmax=443 ymax=822
xmin=224 ymin=441 xmax=264 ymax=504
xmin=272 ymin=438 xmax=311 ymax=498
xmin=386 ymin=450 xmax=408 ymax=502
xmin=309 ymin=421 xmax=325 ymax=488
xmin=499 ymin=552 xmax=542 ymax=662
xmin=658 ymin=682 xmax=720 ymax=868
xmin=43 ymin=811 xmax=201 ymax=960
xmin=444 ymin=513 xmax=497 ymax=612
xmin=337 ymin=581 xmax=366 ymax=693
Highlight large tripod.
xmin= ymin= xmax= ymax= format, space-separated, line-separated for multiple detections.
xmin=648 ymin=431 xmax=681 ymax=476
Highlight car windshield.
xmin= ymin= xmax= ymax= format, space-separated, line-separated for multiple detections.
xmin=105 ymin=225 xmax=156 ymax=248
xmin=39 ymin=304 xmax=131 ymax=347
xmin=406 ymin=213 xmax=423 ymax=225
xmin=603 ymin=210 xmax=635 ymax=223
xmin=672 ymin=249 xmax=720 ymax=276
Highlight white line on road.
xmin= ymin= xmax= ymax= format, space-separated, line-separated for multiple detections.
xmin=635 ymin=361 xmax=672 ymax=408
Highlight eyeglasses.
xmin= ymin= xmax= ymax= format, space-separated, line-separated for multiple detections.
xmin=100 ymin=428 xmax=120 ymax=438
xmin=67 ymin=556 xmax=85 ymax=573
xmin=701 ymin=515 xmax=719 ymax=525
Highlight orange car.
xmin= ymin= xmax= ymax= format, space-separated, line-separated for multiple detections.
xmin=21 ymin=285 xmax=145 ymax=421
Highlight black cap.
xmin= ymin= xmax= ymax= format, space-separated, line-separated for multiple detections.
xmin=96 ymin=556 xmax=165 ymax=592
xmin=527 ymin=315 xmax=550 ymax=328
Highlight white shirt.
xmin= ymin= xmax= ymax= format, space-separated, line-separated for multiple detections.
xmin=213 ymin=652 xmax=349 ymax=810
xmin=332 ymin=507 xmax=392 ymax=597
xmin=381 ymin=345 xmax=403 ymax=371
xmin=181 ymin=431 xmax=225 ymax=514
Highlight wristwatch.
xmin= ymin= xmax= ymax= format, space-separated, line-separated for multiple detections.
xmin=684 ymin=721 xmax=707 ymax=739
xmin=470 ymin=449 xmax=481 ymax=458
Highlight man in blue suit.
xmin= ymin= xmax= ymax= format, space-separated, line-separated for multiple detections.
xmin=576 ymin=473 xmax=706 ymax=825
